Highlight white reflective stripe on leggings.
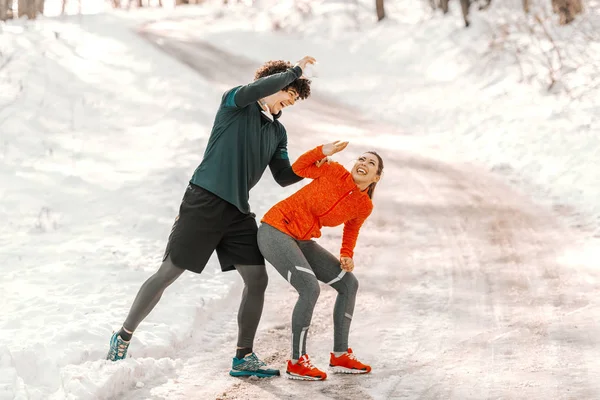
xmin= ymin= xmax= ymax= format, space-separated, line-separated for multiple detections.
xmin=295 ymin=266 xmax=315 ymax=276
xmin=327 ymin=270 xmax=346 ymax=285
xmin=298 ymin=326 xmax=309 ymax=357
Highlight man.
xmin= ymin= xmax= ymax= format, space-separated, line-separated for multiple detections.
xmin=106 ymin=56 xmax=316 ymax=378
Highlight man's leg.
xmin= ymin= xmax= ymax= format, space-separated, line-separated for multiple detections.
xmin=107 ymin=183 xmax=225 ymax=361
xmin=225 ymin=263 xmax=280 ymax=377
xmin=106 ymin=255 xmax=185 ymax=361
xmin=233 ymin=264 xmax=268 ymax=358
xmin=121 ymin=255 xmax=185 ymax=336
xmin=107 ymin=254 xmax=216 ymax=362
xmin=217 ymin=210 xmax=280 ymax=377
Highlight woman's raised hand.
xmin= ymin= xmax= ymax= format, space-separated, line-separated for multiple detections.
xmin=322 ymin=141 xmax=349 ymax=156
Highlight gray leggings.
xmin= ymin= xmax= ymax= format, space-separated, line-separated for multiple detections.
xmin=122 ymin=255 xmax=268 ymax=349
xmin=257 ymin=223 xmax=359 ymax=360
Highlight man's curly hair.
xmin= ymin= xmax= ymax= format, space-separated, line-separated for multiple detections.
xmin=254 ymin=60 xmax=311 ymax=100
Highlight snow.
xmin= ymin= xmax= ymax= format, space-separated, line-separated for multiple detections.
xmin=1 ymin=0 xmax=600 ymax=398
xmin=0 ymin=11 xmax=234 ymax=399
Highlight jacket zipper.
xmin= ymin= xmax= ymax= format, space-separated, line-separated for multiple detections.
xmin=301 ymin=188 xmax=354 ymax=240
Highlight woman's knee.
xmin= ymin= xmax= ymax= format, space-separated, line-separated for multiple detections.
xmin=296 ymin=276 xmax=320 ymax=303
xmin=338 ymin=273 xmax=359 ymax=295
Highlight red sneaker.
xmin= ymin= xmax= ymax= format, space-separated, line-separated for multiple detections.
xmin=286 ymin=354 xmax=327 ymax=381
xmin=329 ymin=348 xmax=372 ymax=374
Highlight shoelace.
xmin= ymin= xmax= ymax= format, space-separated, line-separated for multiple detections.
xmin=299 ymin=356 xmax=316 ymax=370
xmin=346 ymin=352 xmax=357 ymax=361
xmin=248 ymin=353 xmax=267 ymax=367
xmin=117 ymin=342 xmax=128 ymax=357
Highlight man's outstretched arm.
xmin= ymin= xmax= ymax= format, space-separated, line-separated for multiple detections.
xmin=232 ymin=66 xmax=302 ymax=108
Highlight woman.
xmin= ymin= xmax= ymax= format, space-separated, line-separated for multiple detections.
xmin=257 ymin=140 xmax=384 ymax=381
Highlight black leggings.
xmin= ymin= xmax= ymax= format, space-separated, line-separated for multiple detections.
xmin=122 ymin=255 xmax=268 ymax=349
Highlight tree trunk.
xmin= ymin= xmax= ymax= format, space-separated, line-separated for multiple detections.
xmin=552 ymin=0 xmax=583 ymax=24
xmin=36 ymin=0 xmax=44 ymax=15
xmin=460 ymin=0 xmax=470 ymax=26
xmin=0 ymin=0 xmax=8 ymax=21
xmin=478 ymin=0 xmax=491 ymax=10
xmin=28 ymin=0 xmax=36 ymax=18
xmin=18 ymin=0 xmax=26 ymax=17
xmin=375 ymin=0 xmax=385 ymax=21
xmin=18 ymin=0 xmax=36 ymax=18
xmin=439 ymin=0 xmax=449 ymax=13
xmin=523 ymin=0 xmax=530 ymax=13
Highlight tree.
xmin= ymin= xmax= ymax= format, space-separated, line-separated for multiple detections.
xmin=460 ymin=0 xmax=471 ymax=26
xmin=433 ymin=0 xmax=491 ymax=27
xmin=18 ymin=0 xmax=37 ymax=18
xmin=439 ymin=0 xmax=449 ymax=13
xmin=0 ymin=0 xmax=8 ymax=21
xmin=36 ymin=0 xmax=44 ymax=15
xmin=552 ymin=0 xmax=583 ymax=24
xmin=376 ymin=0 xmax=385 ymax=21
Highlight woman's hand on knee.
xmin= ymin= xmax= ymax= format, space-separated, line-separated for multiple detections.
xmin=340 ymin=257 xmax=354 ymax=272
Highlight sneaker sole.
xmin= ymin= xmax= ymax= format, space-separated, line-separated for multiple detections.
xmin=229 ymin=370 xmax=280 ymax=378
xmin=285 ymin=372 xmax=326 ymax=381
xmin=329 ymin=366 xmax=371 ymax=374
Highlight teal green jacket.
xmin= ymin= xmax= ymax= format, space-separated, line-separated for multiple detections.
xmin=190 ymin=65 xmax=304 ymax=214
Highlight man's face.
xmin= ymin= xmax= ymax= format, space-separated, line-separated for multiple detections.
xmin=269 ymin=89 xmax=300 ymax=115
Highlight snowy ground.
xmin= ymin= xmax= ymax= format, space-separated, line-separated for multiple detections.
xmin=1 ymin=1 xmax=600 ymax=399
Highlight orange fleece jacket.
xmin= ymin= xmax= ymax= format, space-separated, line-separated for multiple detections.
xmin=261 ymin=145 xmax=373 ymax=258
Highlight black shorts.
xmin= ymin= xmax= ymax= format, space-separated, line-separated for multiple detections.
xmin=162 ymin=183 xmax=264 ymax=274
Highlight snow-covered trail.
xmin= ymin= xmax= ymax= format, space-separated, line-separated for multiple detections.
xmin=118 ymin=21 xmax=600 ymax=399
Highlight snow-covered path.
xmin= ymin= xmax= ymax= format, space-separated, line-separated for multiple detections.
xmin=2 ymin=7 xmax=599 ymax=398
xmin=113 ymin=21 xmax=600 ymax=399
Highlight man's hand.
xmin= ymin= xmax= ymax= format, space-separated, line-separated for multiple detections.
xmin=322 ymin=140 xmax=349 ymax=156
xmin=295 ymin=56 xmax=317 ymax=75
xmin=340 ymin=257 xmax=354 ymax=272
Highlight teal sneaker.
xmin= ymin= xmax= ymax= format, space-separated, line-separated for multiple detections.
xmin=106 ymin=331 xmax=130 ymax=361
xmin=229 ymin=352 xmax=280 ymax=378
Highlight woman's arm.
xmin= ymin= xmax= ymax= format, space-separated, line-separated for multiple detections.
xmin=340 ymin=204 xmax=373 ymax=259
xmin=291 ymin=145 xmax=329 ymax=179
xmin=292 ymin=141 xmax=349 ymax=179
